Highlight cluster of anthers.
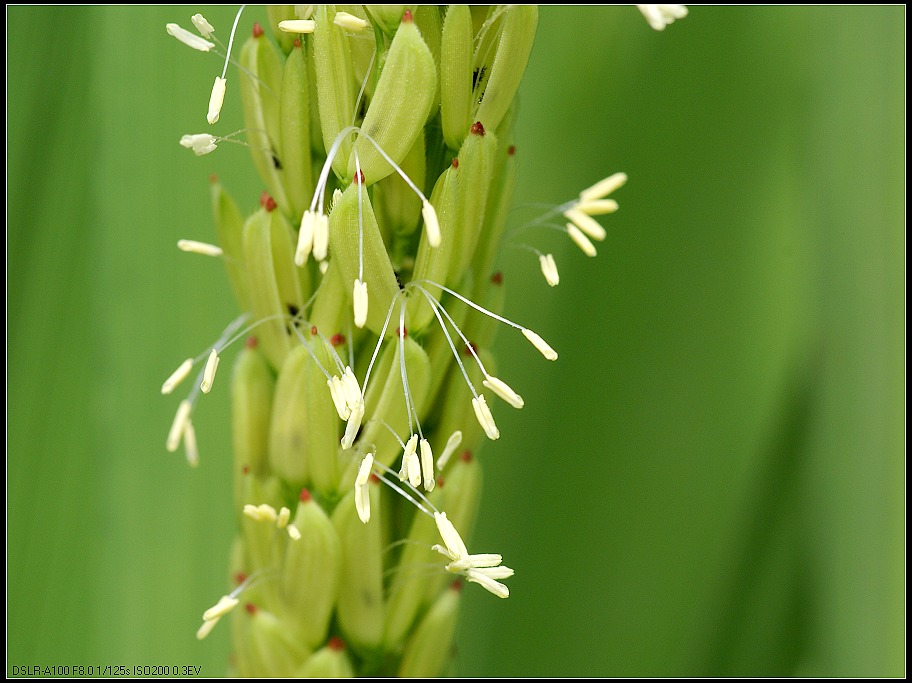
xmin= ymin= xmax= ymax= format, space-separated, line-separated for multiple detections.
xmin=162 ymin=5 xmax=685 ymax=644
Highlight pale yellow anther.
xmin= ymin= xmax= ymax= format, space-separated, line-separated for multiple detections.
xmin=161 ymin=358 xmax=194 ymax=395
xmin=436 ymin=430 xmax=463 ymax=470
xmin=256 ymin=504 xmax=278 ymax=522
xmin=166 ymin=23 xmax=215 ymax=52
xmin=327 ymin=376 xmax=351 ymax=420
xmin=341 ymin=400 xmax=364 ymax=450
xmin=522 ymin=328 xmax=558 ymax=361
xmin=575 ymin=198 xmax=619 ymax=216
xmin=166 ymin=400 xmax=192 ymax=452
xmin=465 ymin=568 xmax=510 ymax=598
xmin=333 ymin=11 xmax=369 ymax=31
xmin=191 ymin=13 xmax=215 ymax=38
xmin=178 ymin=135 xmax=218 ymax=156
xmin=312 ymin=213 xmax=329 ymax=261
xmin=353 ymin=279 xmax=368 ymax=329
xmin=341 ymin=367 xmax=363 ymax=409
xmin=278 ymin=19 xmax=316 ymax=33
xmin=207 ymin=76 xmax=227 ymax=125
xmin=422 ymin=200 xmax=441 ymax=248
xmin=200 ymin=349 xmax=220 ymax=394
xmin=407 ymin=450 xmax=421 ymax=489
xmin=355 ymin=482 xmax=371 ymax=524
xmin=356 ymin=453 xmax=374 ymax=487
xmin=420 ymin=438 xmax=435 ymax=492
xmin=277 ymin=506 xmax=291 ymax=529
xmin=177 ymin=239 xmax=223 ymax=257
xmin=183 ymin=421 xmax=200 ymax=468
xmin=483 ymin=375 xmax=524 ymax=409
xmin=295 ymin=210 xmax=316 ymax=266
xmin=203 ymin=595 xmax=239 ymax=621
xmin=567 ymin=223 xmax=597 ymax=257
xmin=196 ymin=617 xmax=219 ymax=640
xmin=564 ymin=208 xmax=607 ymax=242
xmin=471 ymin=395 xmax=500 ymax=440
xmin=539 ymin=253 xmax=560 ymax=287
xmin=434 ymin=511 xmax=468 ymax=560
xmin=242 ymin=504 xmax=260 ymax=520
xmin=287 ymin=524 xmax=302 ymax=541
xmin=578 ymin=172 xmax=628 ymax=202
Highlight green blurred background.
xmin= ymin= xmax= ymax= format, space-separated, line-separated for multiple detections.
xmin=7 ymin=5 xmax=904 ymax=677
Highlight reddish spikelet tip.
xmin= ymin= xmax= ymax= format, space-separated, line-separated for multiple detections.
xmin=293 ymin=38 xmax=301 ymax=48
xmin=330 ymin=333 xmax=346 ymax=347
xmin=460 ymin=450 xmax=473 ymax=463
xmin=245 ymin=603 xmax=257 ymax=615
xmin=299 ymin=488 xmax=312 ymax=502
xmin=245 ymin=336 xmax=258 ymax=348
xmin=402 ymin=9 xmax=413 ymax=23
xmin=451 ymin=157 xmax=459 ymax=169
xmin=328 ymin=636 xmax=346 ymax=651
xmin=508 ymin=145 xmax=516 ymax=156
xmin=234 ymin=572 xmax=248 ymax=585
xmin=252 ymin=22 xmax=264 ymax=38
xmin=310 ymin=325 xmax=319 ymax=336
xmin=491 ymin=271 xmax=503 ymax=285
xmin=470 ymin=121 xmax=486 ymax=136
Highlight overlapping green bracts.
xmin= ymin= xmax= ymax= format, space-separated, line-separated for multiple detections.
xmin=187 ymin=5 xmax=538 ymax=677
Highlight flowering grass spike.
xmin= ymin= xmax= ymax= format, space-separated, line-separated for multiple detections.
xmin=162 ymin=4 xmax=675 ymax=677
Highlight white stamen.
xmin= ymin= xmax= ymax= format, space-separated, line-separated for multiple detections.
xmin=341 ymin=400 xmax=364 ymax=449
xmin=564 ymin=208 xmax=607 ymax=242
xmin=465 ymin=568 xmax=510 ymax=598
xmin=327 ymin=376 xmax=351 ymax=420
xmin=355 ymin=481 xmax=371 ymax=524
xmin=447 ymin=553 xmax=503 ymax=572
xmin=579 ymin=172 xmax=627 ymax=202
xmin=521 ymin=328 xmax=558 ymax=361
xmin=483 ymin=375 xmax=524 ymax=409
xmin=422 ymin=200 xmax=441 ymax=248
xmin=312 ymin=212 xmax=329 ymax=261
xmin=342 ymin=366 xmax=362 ymax=409
xmin=191 ymin=13 xmax=215 ymax=38
xmin=276 ymin=506 xmax=291 ymax=529
xmin=242 ymin=504 xmax=260 ymax=520
xmin=278 ymin=19 xmax=316 ymax=33
xmin=400 ymin=434 xmax=419 ymax=483
xmin=567 ymin=223 xmax=597 ymax=257
xmin=196 ymin=617 xmax=219 ymax=640
xmin=420 ymin=438 xmax=435 ymax=492
xmin=178 ymin=134 xmax=218 ymax=156
xmin=166 ymin=23 xmax=215 ymax=52
xmin=575 ymin=198 xmax=619 ymax=216
xmin=472 ymin=395 xmax=500 ymax=440
xmin=319 ymin=260 xmax=329 ymax=275
xmin=539 ymin=253 xmax=559 ymax=287
xmin=183 ymin=420 xmax=200 ymax=468
xmin=200 ymin=349 xmax=220 ymax=394
xmin=295 ymin=210 xmax=315 ymax=266
xmin=161 ymin=358 xmax=194 ymax=395
xmin=334 ymin=11 xmax=369 ymax=31
xmin=254 ymin=504 xmax=278 ymax=522
xmin=203 ymin=595 xmax=239 ymax=621
xmin=637 ymin=4 xmax=688 ymax=31
xmin=287 ymin=524 xmax=302 ymax=541
xmin=353 ymin=278 xmax=368 ymax=328
xmin=177 ymin=238 xmax=223 ymax=257
xmin=356 ymin=453 xmax=374 ymax=487
xmin=436 ymin=430 xmax=463 ymax=470
xmin=434 ymin=511 xmax=468 ymax=560
xmin=407 ymin=449 xmax=422 ymax=489
xmin=207 ymin=76 xmax=227 ymax=125
xmin=166 ymin=400 xmax=192 ymax=452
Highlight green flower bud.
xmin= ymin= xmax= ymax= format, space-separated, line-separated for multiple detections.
xmin=328 ymin=182 xmax=400 ymax=335
xmin=244 ymin=605 xmax=311 ymax=677
xmin=280 ymin=40 xmax=314 ymax=220
xmin=397 ymin=583 xmax=461 ymax=678
xmin=231 ymin=341 xmax=275 ymax=507
xmin=452 ymin=122 xmax=497 ymax=277
xmin=332 ymin=482 xmax=384 ymax=651
xmin=295 ymin=637 xmax=356 ymax=678
xmin=242 ymin=207 xmax=306 ymax=369
xmin=239 ymin=27 xmax=290 ymax=213
xmin=268 ymin=343 xmax=340 ymax=492
xmin=313 ymin=5 xmax=356 ymax=179
xmin=440 ymin=5 xmax=473 ymax=150
xmin=348 ymin=14 xmax=436 ymax=185
xmin=282 ymin=489 xmax=341 ymax=648
xmin=472 ymin=5 xmax=538 ymax=132
xmin=210 ymin=178 xmax=249 ymax=311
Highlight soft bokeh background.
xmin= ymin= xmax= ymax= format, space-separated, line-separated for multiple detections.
xmin=7 ymin=5 xmax=904 ymax=677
